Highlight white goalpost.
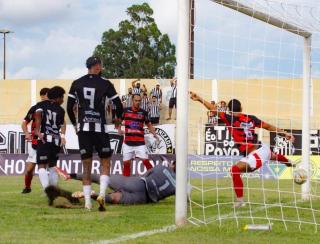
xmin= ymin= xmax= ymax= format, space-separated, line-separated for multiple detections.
xmin=176 ymin=0 xmax=320 ymax=229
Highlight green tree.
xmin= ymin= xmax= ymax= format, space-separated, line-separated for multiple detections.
xmin=94 ymin=2 xmax=176 ymax=78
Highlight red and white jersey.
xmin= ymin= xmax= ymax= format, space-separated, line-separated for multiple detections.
xmin=219 ymin=112 xmax=266 ymax=155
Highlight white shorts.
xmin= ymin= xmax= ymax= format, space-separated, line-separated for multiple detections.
xmin=26 ymin=143 xmax=37 ymax=164
xmin=240 ymin=143 xmax=271 ymax=170
xmin=123 ymin=143 xmax=148 ymax=161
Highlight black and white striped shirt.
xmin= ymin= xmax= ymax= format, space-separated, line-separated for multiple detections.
xmin=170 ymin=85 xmax=177 ymax=99
xmin=141 ymin=97 xmax=150 ymax=111
xmin=68 ymin=74 xmax=119 ymax=133
xmin=132 ymin=87 xmax=141 ymax=95
xmin=123 ymin=94 xmax=133 ymax=108
xmin=150 ymin=87 xmax=162 ymax=100
xmin=149 ymin=102 xmax=160 ymax=118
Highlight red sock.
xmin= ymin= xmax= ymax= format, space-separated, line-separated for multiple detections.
xmin=142 ymin=159 xmax=153 ymax=170
xmin=275 ymin=154 xmax=289 ymax=163
xmin=24 ymin=175 xmax=33 ymax=189
xmin=123 ymin=160 xmax=131 ymax=177
xmin=231 ymin=165 xmax=243 ymax=199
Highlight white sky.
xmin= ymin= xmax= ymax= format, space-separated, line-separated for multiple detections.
xmin=0 ymin=0 xmax=319 ymax=79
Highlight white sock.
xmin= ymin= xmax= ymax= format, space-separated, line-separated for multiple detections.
xmin=38 ymin=168 xmax=49 ymax=189
xmin=237 ymin=197 xmax=244 ymax=202
xmin=83 ymin=185 xmax=92 ymax=207
xmin=48 ymin=167 xmax=59 ymax=186
xmin=99 ymin=175 xmax=110 ymax=198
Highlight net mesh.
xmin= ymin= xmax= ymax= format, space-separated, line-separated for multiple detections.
xmin=187 ymin=0 xmax=320 ymax=230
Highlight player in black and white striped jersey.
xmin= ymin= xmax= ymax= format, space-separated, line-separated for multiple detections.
xmin=167 ymin=78 xmax=177 ymax=120
xmin=150 ymin=84 xmax=162 ymax=104
xmin=66 ymin=56 xmax=123 ymax=211
xmin=149 ymin=96 xmax=161 ymax=125
xmin=141 ymin=93 xmax=150 ymax=111
xmin=132 ymin=78 xmax=147 ymax=95
xmin=123 ymin=88 xmax=133 ymax=108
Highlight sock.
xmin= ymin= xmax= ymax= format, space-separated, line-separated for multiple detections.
xmin=24 ymin=175 xmax=33 ymax=189
xmin=38 ymin=168 xmax=49 ymax=189
xmin=123 ymin=160 xmax=131 ymax=177
xmin=231 ymin=165 xmax=243 ymax=199
xmin=142 ymin=159 xmax=153 ymax=170
xmin=275 ymin=154 xmax=289 ymax=163
xmin=99 ymin=175 xmax=110 ymax=198
xmin=83 ymin=185 xmax=92 ymax=207
xmin=48 ymin=167 xmax=59 ymax=186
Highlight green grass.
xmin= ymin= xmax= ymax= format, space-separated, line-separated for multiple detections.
xmin=1 ymin=176 xmax=320 ymax=244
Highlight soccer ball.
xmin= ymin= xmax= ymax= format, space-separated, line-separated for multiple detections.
xmin=293 ymin=168 xmax=308 ymax=185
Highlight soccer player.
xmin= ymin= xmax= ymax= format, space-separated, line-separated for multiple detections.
xmin=66 ymin=56 xmax=123 ymax=211
xmin=167 ymin=78 xmax=177 ymax=120
xmin=149 ymin=95 xmax=161 ymax=125
xmin=34 ymin=86 xmax=66 ymax=190
xmin=71 ymin=162 xmax=178 ymax=204
xmin=150 ymin=83 xmax=162 ymax=104
xmin=189 ymin=92 xmax=295 ymax=208
xmin=21 ymin=87 xmax=49 ymax=193
xmin=119 ymin=94 xmax=158 ymax=177
xmin=132 ymin=78 xmax=147 ymax=95
xmin=140 ymin=93 xmax=150 ymax=111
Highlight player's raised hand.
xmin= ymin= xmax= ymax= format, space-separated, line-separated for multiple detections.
xmin=189 ymin=91 xmax=200 ymax=101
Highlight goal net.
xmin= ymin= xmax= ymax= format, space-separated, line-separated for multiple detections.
xmin=182 ymin=0 xmax=320 ymax=230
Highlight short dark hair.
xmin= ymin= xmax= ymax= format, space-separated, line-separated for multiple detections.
xmin=228 ymin=99 xmax=241 ymax=112
xmin=39 ymin=87 xmax=49 ymax=96
xmin=132 ymin=94 xmax=141 ymax=99
xmin=48 ymin=86 xmax=65 ymax=100
xmin=86 ymin=56 xmax=101 ymax=69
xmin=152 ymin=95 xmax=157 ymax=99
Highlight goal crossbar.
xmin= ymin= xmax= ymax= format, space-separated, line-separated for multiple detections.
xmin=211 ymin=0 xmax=312 ymax=38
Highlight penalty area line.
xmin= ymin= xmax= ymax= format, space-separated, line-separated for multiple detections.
xmin=94 ymin=225 xmax=177 ymax=244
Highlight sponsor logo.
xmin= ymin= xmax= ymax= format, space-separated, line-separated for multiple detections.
xmin=145 ymin=128 xmax=173 ymax=154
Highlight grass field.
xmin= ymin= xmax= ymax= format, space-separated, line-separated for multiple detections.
xmin=1 ymin=176 xmax=320 ymax=244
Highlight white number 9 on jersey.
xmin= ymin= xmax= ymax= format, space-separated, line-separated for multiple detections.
xmin=84 ymin=87 xmax=95 ymax=109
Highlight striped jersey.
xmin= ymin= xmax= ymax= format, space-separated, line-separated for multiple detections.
xmin=148 ymin=102 xmax=160 ymax=118
xmin=150 ymin=87 xmax=162 ymax=100
xmin=170 ymin=85 xmax=177 ymax=98
xmin=141 ymin=97 xmax=150 ymax=111
xmin=219 ymin=112 xmax=265 ymax=155
xmin=132 ymin=87 xmax=141 ymax=95
xmin=122 ymin=107 xmax=150 ymax=146
xmin=123 ymin=94 xmax=133 ymax=108
xmin=68 ymin=74 xmax=118 ymax=133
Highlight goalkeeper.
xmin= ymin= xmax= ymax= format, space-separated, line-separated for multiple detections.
xmin=190 ymin=91 xmax=295 ymax=208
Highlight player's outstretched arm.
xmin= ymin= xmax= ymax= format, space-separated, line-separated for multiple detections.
xmin=262 ymin=122 xmax=295 ymax=142
xmin=189 ymin=91 xmax=217 ymax=112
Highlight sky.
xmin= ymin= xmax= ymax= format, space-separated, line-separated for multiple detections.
xmin=0 ymin=0 xmax=319 ymax=80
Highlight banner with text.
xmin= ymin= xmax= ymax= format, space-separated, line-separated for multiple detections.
xmin=0 ymin=124 xmax=175 ymax=155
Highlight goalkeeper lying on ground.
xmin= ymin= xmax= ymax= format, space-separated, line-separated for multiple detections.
xmin=46 ymin=162 xmax=187 ymax=206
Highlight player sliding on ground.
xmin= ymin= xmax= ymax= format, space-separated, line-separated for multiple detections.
xmin=189 ymin=91 xmax=295 ymax=208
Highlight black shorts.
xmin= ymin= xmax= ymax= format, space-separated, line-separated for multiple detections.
xmin=150 ymin=117 xmax=160 ymax=124
xmin=78 ymin=131 xmax=112 ymax=160
xmin=36 ymin=141 xmax=60 ymax=166
xmin=169 ymin=98 xmax=176 ymax=108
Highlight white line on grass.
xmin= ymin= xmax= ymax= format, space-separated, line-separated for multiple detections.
xmin=94 ymin=225 xmax=177 ymax=244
